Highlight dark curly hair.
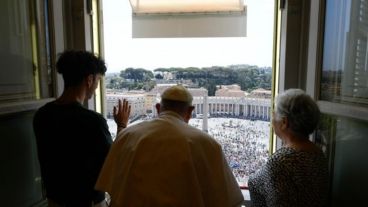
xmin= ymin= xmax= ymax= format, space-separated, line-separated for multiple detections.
xmin=56 ymin=50 xmax=107 ymax=87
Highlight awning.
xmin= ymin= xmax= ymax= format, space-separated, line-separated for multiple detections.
xmin=130 ymin=0 xmax=245 ymax=14
xmin=130 ymin=0 xmax=247 ymax=38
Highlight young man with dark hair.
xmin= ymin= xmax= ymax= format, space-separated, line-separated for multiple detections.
xmin=33 ymin=50 xmax=130 ymax=207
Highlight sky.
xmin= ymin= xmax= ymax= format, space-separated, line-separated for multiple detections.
xmin=322 ymin=0 xmax=351 ymax=71
xmin=102 ymin=0 xmax=275 ymax=72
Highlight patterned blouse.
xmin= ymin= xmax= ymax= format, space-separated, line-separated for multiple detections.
xmin=248 ymin=147 xmax=329 ymax=207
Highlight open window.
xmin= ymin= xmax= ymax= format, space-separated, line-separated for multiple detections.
xmin=304 ymin=1 xmax=368 ymax=206
xmin=101 ymin=0 xmax=278 ymax=200
xmin=0 ymin=0 xmax=55 ymax=114
xmin=0 ymin=0 xmax=55 ymax=205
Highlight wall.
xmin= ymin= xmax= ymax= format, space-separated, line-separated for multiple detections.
xmin=0 ymin=111 xmax=43 ymax=207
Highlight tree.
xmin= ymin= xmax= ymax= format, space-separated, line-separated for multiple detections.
xmin=107 ymin=65 xmax=272 ymax=92
xmin=155 ymin=73 xmax=163 ymax=79
xmin=120 ymin=68 xmax=153 ymax=83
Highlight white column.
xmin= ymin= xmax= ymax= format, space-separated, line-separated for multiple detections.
xmin=265 ymin=106 xmax=267 ymax=119
xmin=255 ymin=105 xmax=257 ymax=117
xmin=153 ymin=103 xmax=158 ymax=117
xmin=259 ymin=106 xmax=262 ymax=118
xmin=264 ymin=106 xmax=267 ymax=119
xmin=260 ymin=106 xmax=263 ymax=118
xmin=259 ymin=105 xmax=261 ymax=118
xmin=203 ymin=95 xmax=208 ymax=132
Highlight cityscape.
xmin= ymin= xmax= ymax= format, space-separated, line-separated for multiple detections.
xmin=104 ymin=67 xmax=272 ymax=188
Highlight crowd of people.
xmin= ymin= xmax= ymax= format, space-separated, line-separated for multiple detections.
xmin=109 ymin=115 xmax=271 ymax=184
xmin=189 ymin=118 xmax=270 ymax=184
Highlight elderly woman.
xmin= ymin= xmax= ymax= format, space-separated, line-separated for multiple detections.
xmin=248 ymin=89 xmax=328 ymax=207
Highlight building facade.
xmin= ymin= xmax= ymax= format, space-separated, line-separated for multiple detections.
xmin=151 ymin=87 xmax=271 ymax=121
xmin=106 ymin=91 xmax=146 ymax=118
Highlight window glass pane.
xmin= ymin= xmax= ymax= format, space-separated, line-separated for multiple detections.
xmin=0 ymin=0 xmax=52 ymax=104
xmin=321 ymin=0 xmax=368 ymax=106
xmin=0 ymin=0 xmax=35 ymax=102
xmin=316 ymin=113 xmax=368 ymax=206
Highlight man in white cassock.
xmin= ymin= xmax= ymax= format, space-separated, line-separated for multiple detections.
xmin=95 ymin=85 xmax=244 ymax=207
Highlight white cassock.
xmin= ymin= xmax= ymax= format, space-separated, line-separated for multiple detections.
xmin=96 ymin=111 xmax=244 ymax=207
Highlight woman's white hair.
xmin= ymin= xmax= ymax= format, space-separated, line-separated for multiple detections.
xmin=274 ymin=89 xmax=320 ymax=137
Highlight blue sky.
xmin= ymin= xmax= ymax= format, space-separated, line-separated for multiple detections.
xmin=102 ymin=0 xmax=275 ymax=72
xmin=322 ymin=0 xmax=351 ymax=71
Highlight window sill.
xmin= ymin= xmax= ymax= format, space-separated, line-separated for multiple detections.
xmin=0 ymin=98 xmax=54 ymax=116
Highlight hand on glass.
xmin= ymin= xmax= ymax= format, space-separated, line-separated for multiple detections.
xmin=114 ymin=99 xmax=131 ymax=131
